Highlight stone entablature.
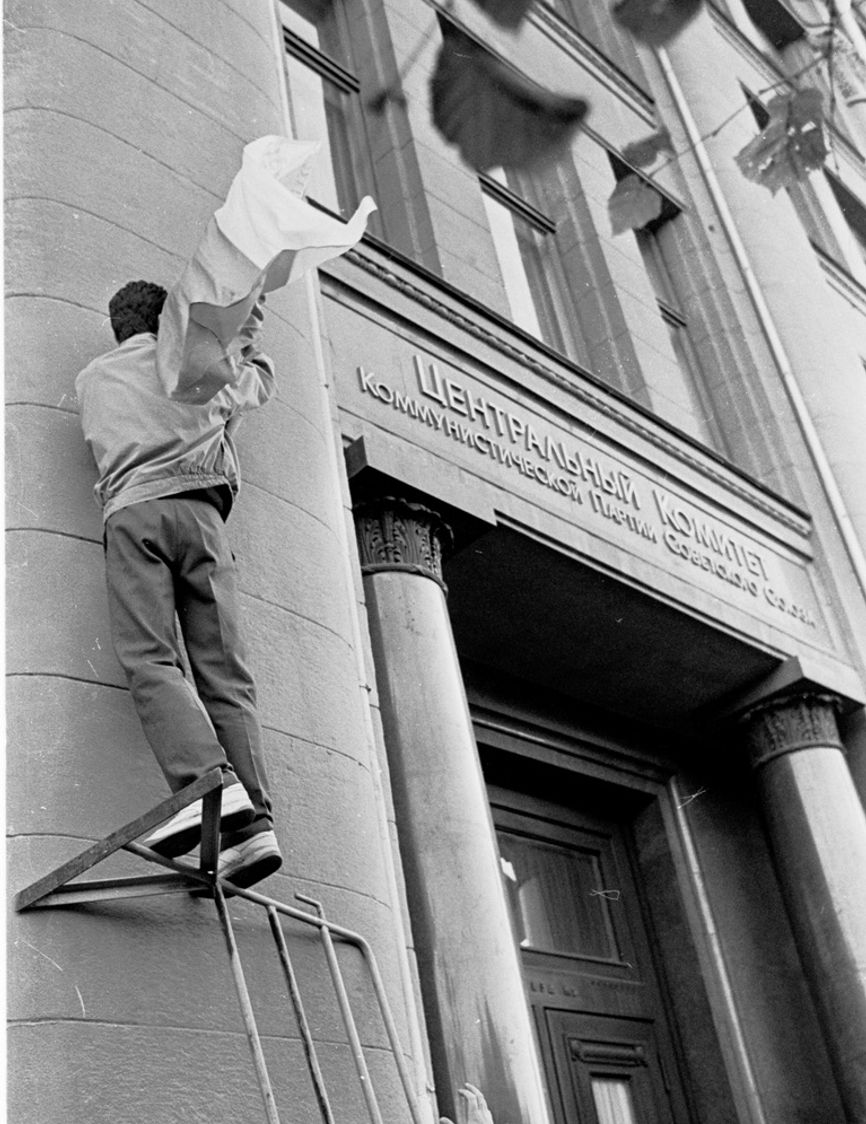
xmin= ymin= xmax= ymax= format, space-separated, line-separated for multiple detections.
xmin=321 ymin=243 xmax=861 ymax=692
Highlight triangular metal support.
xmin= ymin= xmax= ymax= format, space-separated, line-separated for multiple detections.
xmin=13 ymin=767 xmax=427 ymax=1124
xmin=15 ymin=768 xmax=225 ymax=911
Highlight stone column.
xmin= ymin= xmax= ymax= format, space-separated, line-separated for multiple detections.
xmin=356 ymin=497 xmax=552 ymax=1124
xmin=741 ymin=692 xmax=866 ymax=1117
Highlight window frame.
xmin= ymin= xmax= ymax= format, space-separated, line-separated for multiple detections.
xmin=607 ymin=153 xmax=723 ymax=448
xmin=744 ymin=87 xmax=857 ymax=265
xmin=537 ymin=0 xmax=649 ymax=92
xmin=479 ymin=170 xmax=581 ymax=359
xmin=279 ymin=0 xmax=381 ymax=232
xmin=825 ymin=171 xmax=866 ymax=273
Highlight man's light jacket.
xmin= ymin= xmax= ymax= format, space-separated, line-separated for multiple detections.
xmin=76 ymin=307 xmax=275 ymax=523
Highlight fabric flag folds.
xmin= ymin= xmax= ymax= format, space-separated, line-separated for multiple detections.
xmin=157 ymin=135 xmax=376 ymax=401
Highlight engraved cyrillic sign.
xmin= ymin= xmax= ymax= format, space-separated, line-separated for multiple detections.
xmin=341 ymin=345 xmax=825 ymax=642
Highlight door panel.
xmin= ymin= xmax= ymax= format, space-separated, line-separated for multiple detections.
xmin=548 ymin=1010 xmax=676 ymax=1124
xmin=489 ymin=783 xmax=691 ymax=1124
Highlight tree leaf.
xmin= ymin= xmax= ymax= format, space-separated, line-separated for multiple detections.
xmin=612 ymin=0 xmax=703 ymax=46
xmin=734 ymin=87 xmax=827 ymax=194
xmin=608 ymin=174 xmax=664 ymax=234
xmin=431 ymin=22 xmax=588 ymax=172
xmin=621 ymin=128 xmax=674 ymax=168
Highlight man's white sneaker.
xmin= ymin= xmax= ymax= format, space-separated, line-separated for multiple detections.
xmin=143 ymin=783 xmax=255 ymax=858
xmin=219 ymin=829 xmax=283 ymax=889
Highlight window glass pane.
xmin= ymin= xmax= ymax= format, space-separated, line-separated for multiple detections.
xmin=592 ymin=1078 xmax=640 ymax=1124
xmin=514 ymin=221 xmax=569 ymax=351
xmin=283 ymin=61 xmax=346 ymax=211
xmin=663 ymin=315 xmax=698 ymax=389
xmin=283 ymin=1 xmax=320 ymax=45
xmin=634 ymin=229 xmax=671 ymax=304
xmin=634 ymin=227 xmax=720 ymax=449
xmin=741 ymin=0 xmax=804 ymax=49
xmin=787 ymin=182 xmax=838 ymax=256
xmin=482 ymin=191 xmax=568 ymax=352
xmin=827 ymin=175 xmax=866 ymax=268
xmin=542 ymin=1 xmax=647 ymax=88
xmin=482 ymin=191 xmax=545 ymax=339
xmin=283 ymin=0 xmax=340 ymax=56
xmin=497 ymin=830 xmax=618 ymax=959
xmin=281 ymin=1 xmax=368 ymax=220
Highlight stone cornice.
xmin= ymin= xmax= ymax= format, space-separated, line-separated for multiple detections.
xmin=337 ymin=247 xmax=812 ymax=541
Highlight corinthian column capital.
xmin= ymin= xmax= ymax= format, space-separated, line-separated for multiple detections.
xmin=354 ymin=496 xmax=453 ymax=591
xmin=740 ymin=691 xmax=843 ymax=770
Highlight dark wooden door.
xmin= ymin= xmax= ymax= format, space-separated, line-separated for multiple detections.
xmin=490 ymin=784 xmax=691 ymax=1124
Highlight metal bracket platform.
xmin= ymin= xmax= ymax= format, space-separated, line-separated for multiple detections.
xmin=15 ymin=768 xmax=226 ymax=911
xmin=15 ymin=770 xmax=426 ymax=1124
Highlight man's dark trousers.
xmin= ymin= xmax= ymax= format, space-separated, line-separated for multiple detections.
xmin=104 ymin=495 xmax=273 ymax=833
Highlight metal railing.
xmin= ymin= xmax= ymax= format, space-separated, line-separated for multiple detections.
xmin=15 ymin=769 xmax=426 ymax=1124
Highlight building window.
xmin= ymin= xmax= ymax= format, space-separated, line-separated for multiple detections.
xmin=636 ymin=228 xmax=697 ymax=374
xmin=497 ymin=828 xmax=621 ymax=960
xmin=741 ymin=8 xmax=860 ymax=151
xmin=637 ymin=222 xmax=721 ymax=446
xmin=740 ymin=0 xmax=805 ymax=49
xmin=280 ymin=0 xmax=379 ymax=228
xmin=745 ymin=91 xmax=842 ymax=258
xmin=610 ymin=157 xmax=721 ymax=447
xmin=746 ymin=85 xmax=861 ymax=267
xmin=480 ymin=169 xmax=578 ymax=357
xmin=541 ymin=0 xmax=648 ymax=90
xmin=825 ymin=173 xmax=866 ymax=269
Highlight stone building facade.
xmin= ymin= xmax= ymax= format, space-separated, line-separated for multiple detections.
xmin=7 ymin=0 xmax=866 ymax=1121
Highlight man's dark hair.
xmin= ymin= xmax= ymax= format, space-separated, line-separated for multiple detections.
xmin=109 ymin=280 xmax=168 ymax=343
